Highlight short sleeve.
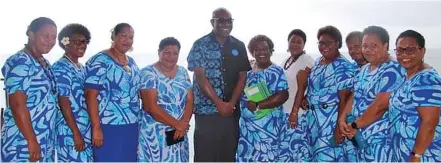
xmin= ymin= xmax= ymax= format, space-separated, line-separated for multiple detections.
xmin=412 ymin=73 xmax=441 ymax=107
xmin=378 ymin=64 xmax=406 ymax=93
xmin=181 ymin=67 xmax=193 ymax=90
xmin=336 ymin=60 xmax=355 ymax=91
xmin=275 ymin=66 xmax=289 ymax=91
xmin=187 ymin=41 xmax=205 ymax=71
xmin=53 ymin=64 xmax=73 ymax=97
xmin=1 ymin=54 xmax=33 ymax=95
xmin=304 ymin=55 xmax=315 ymax=68
xmin=237 ymin=42 xmax=252 ymax=72
xmin=139 ymin=67 xmax=158 ymax=90
xmin=84 ymin=57 xmax=108 ymax=91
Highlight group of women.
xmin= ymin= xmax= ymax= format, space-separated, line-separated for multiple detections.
xmin=1 ymin=17 xmax=192 ymax=162
xmin=0 ymin=16 xmax=440 ymax=163
xmin=239 ymin=25 xmax=441 ymax=162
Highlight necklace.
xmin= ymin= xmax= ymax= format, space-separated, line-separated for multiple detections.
xmin=24 ymin=44 xmax=57 ymax=94
xmin=64 ymin=54 xmax=81 ymax=70
xmin=158 ymin=62 xmax=176 ymax=78
xmin=111 ymin=48 xmax=131 ymax=73
xmin=284 ymin=52 xmax=304 ymax=70
xmin=407 ymin=63 xmax=425 ymax=79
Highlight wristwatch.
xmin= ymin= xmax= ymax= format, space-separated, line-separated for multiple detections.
xmin=411 ymin=151 xmax=422 ymax=158
xmin=351 ymin=122 xmax=359 ymax=129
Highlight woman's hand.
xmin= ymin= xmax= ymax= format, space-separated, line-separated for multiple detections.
xmin=247 ymin=101 xmax=257 ymax=112
xmin=288 ymin=111 xmax=298 ymax=128
xmin=73 ymin=133 xmax=86 ymax=151
xmin=27 ymin=139 xmax=41 ymax=162
xmin=301 ymin=99 xmax=309 ymax=110
xmin=333 ymin=127 xmax=345 ymax=145
xmin=92 ymin=127 xmax=104 ymax=147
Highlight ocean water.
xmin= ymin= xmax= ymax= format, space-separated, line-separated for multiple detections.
xmin=1 ymin=48 xmax=440 ymax=161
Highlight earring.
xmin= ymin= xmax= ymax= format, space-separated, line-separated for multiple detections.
xmin=111 ymin=41 xmax=115 ymax=48
xmin=129 ymin=46 xmax=134 ymax=52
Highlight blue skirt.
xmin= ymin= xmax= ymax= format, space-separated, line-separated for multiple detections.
xmin=93 ymin=123 xmax=138 ymax=162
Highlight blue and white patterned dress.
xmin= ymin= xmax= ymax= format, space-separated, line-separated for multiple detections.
xmin=306 ymin=56 xmax=355 ymax=162
xmin=52 ymin=57 xmax=92 ymax=162
xmin=1 ymin=51 xmax=58 ymax=162
xmin=349 ymin=60 xmax=406 ymax=162
xmin=138 ymin=65 xmax=192 ymax=162
xmin=84 ymin=52 xmax=141 ymax=161
xmin=278 ymin=54 xmax=314 ymax=162
xmin=236 ymin=64 xmax=288 ymax=162
xmin=84 ymin=52 xmax=141 ymax=125
xmin=389 ymin=68 xmax=441 ymax=162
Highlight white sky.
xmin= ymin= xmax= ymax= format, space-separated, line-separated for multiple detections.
xmin=1 ymin=0 xmax=441 ymax=67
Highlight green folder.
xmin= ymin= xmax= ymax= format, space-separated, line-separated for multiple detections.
xmin=244 ymin=81 xmax=275 ymax=119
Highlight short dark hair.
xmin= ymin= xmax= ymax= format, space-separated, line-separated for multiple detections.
xmin=58 ymin=23 xmax=91 ymax=49
xmin=26 ymin=17 xmax=56 ymax=36
xmin=345 ymin=31 xmax=362 ymax=44
xmin=212 ymin=7 xmax=230 ymax=18
xmin=158 ymin=37 xmax=181 ymax=52
xmin=317 ymin=25 xmax=342 ymax=48
xmin=248 ymin=35 xmax=274 ymax=53
xmin=362 ymin=26 xmax=389 ymax=50
xmin=111 ymin=23 xmax=132 ymax=40
xmin=288 ymin=29 xmax=306 ymax=43
xmin=396 ymin=30 xmax=425 ymax=48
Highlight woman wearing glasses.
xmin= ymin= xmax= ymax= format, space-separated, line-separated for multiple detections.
xmin=1 ymin=17 xmax=58 ymax=162
xmin=305 ymin=25 xmax=355 ymax=162
xmin=389 ymin=30 xmax=441 ymax=162
xmin=52 ymin=23 xmax=93 ymax=162
xmin=349 ymin=30 xmax=441 ymax=162
xmin=339 ymin=26 xmax=406 ymax=162
xmin=84 ymin=23 xmax=140 ymax=161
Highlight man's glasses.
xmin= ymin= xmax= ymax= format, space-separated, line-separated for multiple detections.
xmin=212 ymin=18 xmax=234 ymax=24
xmin=71 ymin=39 xmax=90 ymax=46
xmin=394 ymin=46 xmax=422 ymax=56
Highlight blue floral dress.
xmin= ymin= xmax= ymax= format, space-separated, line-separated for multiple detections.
xmin=53 ymin=57 xmax=92 ymax=162
xmin=236 ymin=64 xmax=288 ymax=162
xmin=138 ymin=65 xmax=192 ymax=162
xmin=1 ymin=51 xmax=58 ymax=162
xmin=306 ymin=56 xmax=355 ymax=162
xmin=84 ymin=52 xmax=141 ymax=161
xmin=349 ymin=60 xmax=406 ymax=162
xmin=389 ymin=68 xmax=441 ymax=162
xmin=278 ymin=54 xmax=314 ymax=162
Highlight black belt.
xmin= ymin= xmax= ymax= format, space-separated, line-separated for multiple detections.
xmin=308 ymin=103 xmax=337 ymax=110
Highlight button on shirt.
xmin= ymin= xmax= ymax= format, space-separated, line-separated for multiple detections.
xmin=187 ymin=32 xmax=251 ymax=115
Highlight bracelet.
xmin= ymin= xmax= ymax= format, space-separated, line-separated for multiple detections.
xmin=411 ymin=151 xmax=422 ymax=158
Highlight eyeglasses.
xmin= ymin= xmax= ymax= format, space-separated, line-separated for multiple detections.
xmin=71 ymin=39 xmax=90 ymax=46
xmin=212 ymin=18 xmax=234 ymax=24
xmin=317 ymin=41 xmax=334 ymax=47
xmin=394 ymin=46 xmax=422 ymax=56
